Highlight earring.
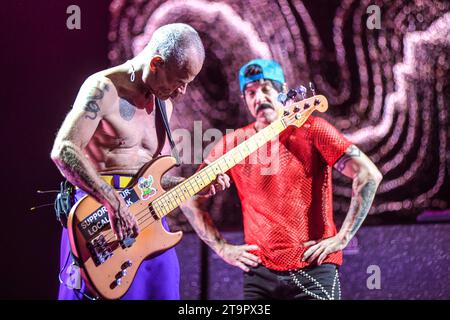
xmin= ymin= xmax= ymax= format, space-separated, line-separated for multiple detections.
xmin=128 ymin=60 xmax=135 ymax=82
xmin=130 ymin=65 xmax=135 ymax=82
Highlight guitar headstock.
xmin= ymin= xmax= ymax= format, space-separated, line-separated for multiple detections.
xmin=277 ymin=82 xmax=328 ymax=128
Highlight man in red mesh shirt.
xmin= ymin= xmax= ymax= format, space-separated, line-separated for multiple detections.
xmin=181 ymin=59 xmax=382 ymax=300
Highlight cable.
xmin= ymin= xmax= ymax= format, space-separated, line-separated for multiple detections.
xmin=58 ymin=251 xmax=98 ymax=300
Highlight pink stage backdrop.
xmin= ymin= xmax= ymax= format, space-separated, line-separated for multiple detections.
xmin=107 ymin=0 xmax=450 ymax=230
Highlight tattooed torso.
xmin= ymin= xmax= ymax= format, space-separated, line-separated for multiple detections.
xmin=83 ymin=81 xmax=167 ymax=175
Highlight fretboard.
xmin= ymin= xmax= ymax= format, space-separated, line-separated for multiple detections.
xmin=151 ymin=118 xmax=287 ymax=218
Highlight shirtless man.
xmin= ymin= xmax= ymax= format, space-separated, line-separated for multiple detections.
xmin=51 ymin=23 xmax=229 ymax=300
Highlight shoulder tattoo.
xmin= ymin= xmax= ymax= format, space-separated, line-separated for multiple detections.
xmin=335 ymin=145 xmax=361 ymax=172
xmin=84 ymin=83 xmax=110 ymax=120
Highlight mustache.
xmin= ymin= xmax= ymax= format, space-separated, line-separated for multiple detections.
xmin=255 ymin=102 xmax=274 ymax=114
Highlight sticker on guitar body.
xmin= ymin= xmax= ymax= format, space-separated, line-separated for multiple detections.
xmin=78 ymin=188 xmax=140 ymax=240
xmin=138 ymin=175 xmax=157 ymax=200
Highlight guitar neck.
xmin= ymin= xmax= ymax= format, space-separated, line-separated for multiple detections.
xmin=151 ymin=118 xmax=287 ymax=218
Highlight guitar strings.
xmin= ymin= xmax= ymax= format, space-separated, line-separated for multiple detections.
xmin=98 ymin=110 xmax=306 ymax=245
xmin=101 ymin=141 xmax=256 ymax=244
xmin=101 ymin=166 xmax=217 ymax=243
xmin=100 ymin=144 xmax=239 ymax=243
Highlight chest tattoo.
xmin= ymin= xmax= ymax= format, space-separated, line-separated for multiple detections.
xmin=119 ymin=98 xmax=136 ymax=121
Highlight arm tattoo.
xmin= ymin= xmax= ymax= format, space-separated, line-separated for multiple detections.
xmin=54 ymin=142 xmax=116 ymax=206
xmin=119 ymin=98 xmax=136 ymax=121
xmin=336 ymin=145 xmax=382 ymax=242
xmin=100 ymin=184 xmax=114 ymax=195
xmin=347 ymin=179 xmax=378 ymax=239
xmin=182 ymin=205 xmax=225 ymax=251
xmin=335 ymin=145 xmax=360 ymax=172
xmin=84 ymin=84 xmax=110 ymax=120
xmin=161 ymin=176 xmax=185 ymax=190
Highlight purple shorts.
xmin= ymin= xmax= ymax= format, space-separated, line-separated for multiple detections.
xmin=57 ymin=189 xmax=180 ymax=300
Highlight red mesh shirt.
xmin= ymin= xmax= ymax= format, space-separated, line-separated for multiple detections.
xmin=205 ymin=116 xmax=352 ymax=271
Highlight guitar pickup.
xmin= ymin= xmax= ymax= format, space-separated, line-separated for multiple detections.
xmin=148 ymin=204 xmax=160 ymax=221
xmin=88 ymin=235 xmax=113 ymax=266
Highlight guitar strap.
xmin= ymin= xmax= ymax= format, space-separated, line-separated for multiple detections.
xmin=155 ymin=97 xmax=181 ymax=166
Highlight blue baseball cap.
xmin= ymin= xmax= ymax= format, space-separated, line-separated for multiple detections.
xmin=238 ymin=58 xmax=285 ymax=92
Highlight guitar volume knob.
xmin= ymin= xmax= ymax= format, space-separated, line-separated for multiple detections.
xmin=121 ymin=260 xmax=132 ymax=269
xmin=116 ymin=270 xmax=127 ymax=279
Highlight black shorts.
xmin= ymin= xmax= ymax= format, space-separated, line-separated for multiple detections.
xmin=244 ymin=263 xmax=341 ymax=300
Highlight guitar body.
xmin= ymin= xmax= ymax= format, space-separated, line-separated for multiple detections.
xmin=67 ymin=156 xmax=183 ymax=300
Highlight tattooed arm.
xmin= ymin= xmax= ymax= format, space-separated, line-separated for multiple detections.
xmin=163 ymin=174 xmax=229 ymax=254
xmin=181 ymin=197 xmax=228 ymax=255
xmin=303 ymin=144 xmax=382 ymax=265
xmin=51 ymin=77 xmax=139 ymax=240
xmin=180 ymin=195 xmax=261 ymax=272
xmin=334 ymin=145 xmax=382 ymax=242
xmin=161 ymin=176 xmax=186 ymax=190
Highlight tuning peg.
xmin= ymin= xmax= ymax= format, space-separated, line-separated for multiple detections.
xmin=309 ymin=82 xmax=316 ymax=96
xmin=277 ymin=92 xmax=288 ymax=105
xmin=296 ymin=85 xmax=307 ymax=99
xmin=287 ymin=89 xmax=297 ymax=100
